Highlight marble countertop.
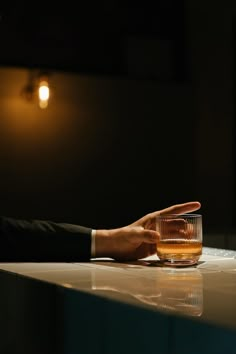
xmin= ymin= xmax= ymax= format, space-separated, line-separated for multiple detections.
xmin=1 ymin=247 xmax=236 ymax=332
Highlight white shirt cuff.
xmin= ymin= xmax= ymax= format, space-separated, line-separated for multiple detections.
xmin=91 ymin=229 xmax=96 ymax=257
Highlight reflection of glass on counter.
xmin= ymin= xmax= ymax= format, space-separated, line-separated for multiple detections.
xmin=143 ymin=268 xmax=203 ymax=317
xmin=92 ymin=267 xmax=203 ymax=317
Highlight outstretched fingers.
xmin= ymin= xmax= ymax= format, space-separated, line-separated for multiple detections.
xmin=131 ymin=201 xmax=201 ymax=231
xmin=160 ymin=201 xmax=201 ymax=215
xmin=148 ymin=201 xmax=201 ymax=220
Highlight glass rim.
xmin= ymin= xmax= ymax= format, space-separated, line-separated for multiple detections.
xmin=156 ymin=213 xmax=202 ymax=218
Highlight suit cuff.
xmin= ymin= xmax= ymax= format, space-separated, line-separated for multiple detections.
xmin=91 ymin=229 xmax=96 ymax=257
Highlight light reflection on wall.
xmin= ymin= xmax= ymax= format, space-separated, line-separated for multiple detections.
xmin=0 ymin=66 xmax=101 ymax=218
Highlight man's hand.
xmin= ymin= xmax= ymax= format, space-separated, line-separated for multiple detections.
xmin=95 ymin=201 xmax=201 ymax=261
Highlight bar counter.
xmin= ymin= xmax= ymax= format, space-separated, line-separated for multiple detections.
xmin=1 ymin=247 xmax=236 ymax=354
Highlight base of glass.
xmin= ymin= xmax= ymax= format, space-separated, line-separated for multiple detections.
xmin=159 ymin=257 xmax=199 ymax=267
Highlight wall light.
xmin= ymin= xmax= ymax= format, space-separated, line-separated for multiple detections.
xmin=38 ymin=74 xmax=50 ymax=109
xmin=21 ymin=70 xmax=52 ymax=109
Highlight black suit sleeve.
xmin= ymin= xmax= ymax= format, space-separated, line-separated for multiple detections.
xmin=0 ymin=216 xmax=92 ymax=262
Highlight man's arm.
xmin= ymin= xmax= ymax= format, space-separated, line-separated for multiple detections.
xmin=0 ymin=201 xmax=201 ymax=262
xmin=0 ymin=216 xmax=92 ymax=262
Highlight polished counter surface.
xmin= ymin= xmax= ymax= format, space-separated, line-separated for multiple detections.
xmin=1 ymin=247 xmax=236 ymax=354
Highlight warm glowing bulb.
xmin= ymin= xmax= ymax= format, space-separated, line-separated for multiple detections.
xmin=38 ymin=80 xmax=50 ymax=109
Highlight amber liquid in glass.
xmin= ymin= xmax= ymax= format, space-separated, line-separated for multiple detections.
xmin=157 ymin=239 xmax=202 ymax=265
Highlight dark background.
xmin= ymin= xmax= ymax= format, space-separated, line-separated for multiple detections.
xmin=0 ymin=0 xmax=187 ymax=80
xmin=0 ymin=0 xmax=235 ymax=238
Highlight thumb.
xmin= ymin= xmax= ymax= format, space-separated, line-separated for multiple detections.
xmin=141 ymin=229 xmax=159 ymax=244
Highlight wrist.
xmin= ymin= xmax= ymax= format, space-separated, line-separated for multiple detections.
xmin=94 ymin=229 xmax=114 ymax=258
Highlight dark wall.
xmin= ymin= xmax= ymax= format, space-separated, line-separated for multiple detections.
xmin=0 ymin=70 xmax=195 ymax=229
xmin=0 ymin=1 xmax=186 ymax=80
xmin=0 ymin=1 xmax=236 ymax=235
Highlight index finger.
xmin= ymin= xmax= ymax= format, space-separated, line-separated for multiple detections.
xmin=160 ymin=201 xmax=201 ymax=216
xmin=133 ymin=201 xmax=201 ymax=230
xmin=149 ymin=201 xmax=201 ymax=220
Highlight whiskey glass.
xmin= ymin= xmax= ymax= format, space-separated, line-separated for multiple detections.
xmin=156 ymin=213 xmax=202 ymax=266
